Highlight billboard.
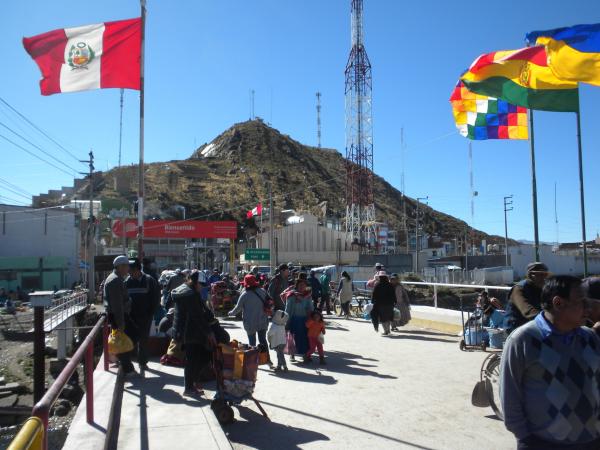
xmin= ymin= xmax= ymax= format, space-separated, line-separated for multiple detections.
xmin=112 ymin=220 xmax=237 ymax=240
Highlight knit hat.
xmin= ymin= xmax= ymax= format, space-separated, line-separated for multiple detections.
xmin=113 ymin=255 xmax=129 ymax=267
xmin=243 ymin=274 xmax=259 ymax=288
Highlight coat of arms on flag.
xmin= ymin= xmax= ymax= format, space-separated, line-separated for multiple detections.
xmin=450 ymin=81 xmax=528 ymax=140
xmin=23 ymin=18 xmax=141 ymax=95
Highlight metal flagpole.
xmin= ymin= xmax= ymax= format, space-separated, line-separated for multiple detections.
xmin=528 ymin=110 xmax=540 ymax=262
xmin=269 ymin=185 xmax=274 ymax=273
xmin=137 ymin=0 xmax=146 ymax=259
xmin=575 ymin=109 xmax=588 ymax=276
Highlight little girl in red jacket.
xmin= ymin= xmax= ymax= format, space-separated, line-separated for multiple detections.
xmin=305 ymin=310 xmax=326 ymax=365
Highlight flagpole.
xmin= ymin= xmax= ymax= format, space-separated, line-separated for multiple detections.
xmin=137 ymin=0 xmax=146 ymax=260
xmin=575 ymin=108 xmax=588 ymax=276
xmin=528 ymin=109 xmax=541 ymax=262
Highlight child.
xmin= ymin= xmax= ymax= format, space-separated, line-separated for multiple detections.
xmin=305 ymin=310 xmax=326 ymax=365
xmin=267 ymin=310 xmax=289 ymax=372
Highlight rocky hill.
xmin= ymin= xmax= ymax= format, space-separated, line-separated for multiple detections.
xmin=69 ymin=119 xmax=507 ymax=247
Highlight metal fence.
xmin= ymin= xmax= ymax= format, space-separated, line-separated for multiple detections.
xmin=43 ymin=290 xmax=88 ymax=332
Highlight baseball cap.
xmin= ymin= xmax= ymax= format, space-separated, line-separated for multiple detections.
xmin=526 ymin=262 xmax=549 ymax=274
xmin=113 ymin=255 xmax=129 ymax=267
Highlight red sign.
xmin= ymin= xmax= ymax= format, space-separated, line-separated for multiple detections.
xmin=112 ymin=220 xmax=237 ymax=239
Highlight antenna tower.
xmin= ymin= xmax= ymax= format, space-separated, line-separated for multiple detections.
xmin=344 ymin=0 xmax=375 ymax=248
xmin=316 ymin=92 xmax=322 ymax=148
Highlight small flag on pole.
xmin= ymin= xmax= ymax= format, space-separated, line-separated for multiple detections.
xmin=450 ymin=81 xmax=528 ymax=140
xmin=23 ymin=18 xmax=141 ymax=95
xmin=246 ymin=204 xmax=263 ymax=219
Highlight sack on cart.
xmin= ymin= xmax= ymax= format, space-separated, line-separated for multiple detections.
xmin=219 ymin=341 xmax=259 ymax=382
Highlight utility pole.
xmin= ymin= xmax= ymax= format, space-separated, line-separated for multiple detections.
xmin=503 ymin=195 xmax=513 ymax=267
xmin=250 ymin=89 xmax=255 ymax=120
xmin=415 ymin=196 xmax=428 ymax=274
xmin=401 ymin=128 xmax=408 ymax=253
xmin=316 ymin=92 xmax=322 ymax=148
xmin=79 ymin=151 xmax=95 ymax=303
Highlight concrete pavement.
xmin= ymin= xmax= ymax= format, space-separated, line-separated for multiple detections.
xmin=212 ymin=316 xmax=514 ymax=450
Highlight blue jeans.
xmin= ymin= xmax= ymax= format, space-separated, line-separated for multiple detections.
xmin=247 ymin=329 xmax=268 ymax=348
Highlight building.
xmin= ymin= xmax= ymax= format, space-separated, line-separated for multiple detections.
xmin=509 ymin=244 xmax=600 ymax=278
xmin=0 ymin=204 xmax=81 ymax=291
xmin=255 ymin=213 xmax=359 ymax=267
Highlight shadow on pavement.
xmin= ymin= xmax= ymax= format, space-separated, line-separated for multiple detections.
xmin=323 ymin=351 xmax=397 ymax=379
xmin=256 ymin=400 xmax=435 ymax=450
xmin=225 ymin=405 xmax=330 ymax=449
xmin=261 ymin=367 xmax=338 ymax=385
xmin=384 ymin=334 xmax=456 ymax=344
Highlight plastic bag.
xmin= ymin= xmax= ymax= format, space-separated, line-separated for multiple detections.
xmin=318 ymin=332 xmax=325 ymax=345
xmin=108 ymin=329 xmax=134 ymax=355
xmin=284 ymin=331 xmax=296 ymax=355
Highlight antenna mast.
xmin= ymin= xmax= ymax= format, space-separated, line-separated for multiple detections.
xmin=344 ymin=0 xmax=375 ymax=249
xmin=316 ymin=92 xmax=322 ymax=148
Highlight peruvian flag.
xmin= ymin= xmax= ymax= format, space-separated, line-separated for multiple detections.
xmin=246 ymin=203 xmax=263 ymax=219
xmin=23 ymin=18 xmax=141 ymax=96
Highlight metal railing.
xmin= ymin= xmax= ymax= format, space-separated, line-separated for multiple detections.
xmin=44 ymin=290 xmax=88 ymax=332
xmin=350 ymin=280 xmax=512 ymax=309
xmin=10 ymin=314 xmax=109 ymax=450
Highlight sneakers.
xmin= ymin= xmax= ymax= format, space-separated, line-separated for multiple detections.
xmin=382 ymin=331 xmax=390 ymax=336
xmin=182 ymin=389 xmax=203 ymax=399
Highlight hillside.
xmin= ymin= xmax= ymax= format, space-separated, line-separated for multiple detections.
xmin=72 ymin=119 xmax=506 ymax=247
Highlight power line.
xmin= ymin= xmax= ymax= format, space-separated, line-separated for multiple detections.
xmin=0 ymin=177 xmax=32 ymax=197
xmin=0 ymin=96 xmax=81 ymax=162
xmin=0 ymin=133 xmax=75 ymax=177
xmin=0 ymin=184 xmax=30 ymax=201
xmin=0 ymin=120 xmax=80 ymax=174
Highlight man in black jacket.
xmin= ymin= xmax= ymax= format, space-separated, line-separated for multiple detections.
xmin=504 ymin=262 xmax=549 ymax=335
xmin=103 ymin=255 xmax=135 ymax=374
xmin=172 ymin=270 xmax=217 ymax=398
xmin=126 ymin=258 xmax=161 ymax=370
xmin=371 ymin=271 xmax=396 ymax=336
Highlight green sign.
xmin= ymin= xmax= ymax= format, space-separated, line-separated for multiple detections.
xmin=245 ymin=248 xmax=270 ymax=261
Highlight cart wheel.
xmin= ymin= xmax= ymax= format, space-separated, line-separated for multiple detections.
xmin=216 ymin=405 xmax=235 ymax=425
xmin=459 ymin=340 xmax=466 ymax=351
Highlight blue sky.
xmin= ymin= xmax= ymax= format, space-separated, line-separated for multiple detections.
xmin=1 ymin=0 xmax=599 ymax=243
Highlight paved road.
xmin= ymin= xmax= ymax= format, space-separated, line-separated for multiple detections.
xmin=210 ymin=316 xmax=514 ymax=450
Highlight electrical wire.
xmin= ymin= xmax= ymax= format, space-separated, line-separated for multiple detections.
xmin=0 ymin=177 xmax=32 ymax=197
xmin=0 ymin=133 xmax=75 ymax=177
xmin=0 ymin=96 xmax=81 ymax=162
xmin=0 ymin=121 xmax=80 ymax=174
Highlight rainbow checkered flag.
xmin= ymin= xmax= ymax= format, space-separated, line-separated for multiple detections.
xmin=450 ymin=81 xmax=528 ymax=140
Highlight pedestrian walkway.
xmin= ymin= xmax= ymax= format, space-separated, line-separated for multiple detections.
xmin=62 ymin=360 xmax=231 ymax=450
xmin=218 ymin=316 xmax=513 ymax=450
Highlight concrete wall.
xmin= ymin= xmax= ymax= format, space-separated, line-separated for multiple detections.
xmin=358 ymin=253 xmax=413 ymax=274
xmin=509 ymin=244 xmax=600 ymax=277
xmin=0 ymin=205 xmax=80 ymax=288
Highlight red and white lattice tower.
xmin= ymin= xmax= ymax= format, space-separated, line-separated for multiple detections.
xmin=345 ymin=0 xmax=375 ymax=248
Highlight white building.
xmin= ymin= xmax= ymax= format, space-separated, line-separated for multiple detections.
xmin=509 ymin=244 xmax=600 ymax=278
xmin=0 ymin=204 xmax=81 ymax=290
xmin=248 ymin=213 xmax=359 ymax=267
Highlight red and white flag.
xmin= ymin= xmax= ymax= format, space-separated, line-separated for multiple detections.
xmin=23 ymin=18 xmax=141 ymax=96
xmin=246 ymin=204 xmax=263 ymax=219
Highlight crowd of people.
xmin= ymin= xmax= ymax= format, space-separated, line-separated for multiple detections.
xmin=102 ymin=258 xmax=412 ymax=396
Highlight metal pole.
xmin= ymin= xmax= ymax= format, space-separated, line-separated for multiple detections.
xmin=33 ymin=306 xmax=45 ymax=403
xmin=415 ymin=200 xmax=419 ymax=273
xmin=137 ymin=0 xmax=146 ymax=260
xmin=504 ymin=195 xmax=513 ymax=266
xmin=576 ymin=110 xmax=588 ymax=276
xmin=85 ymin=342 xmax=94 ymax=424
xmin=269 ymin=184 xmax=274 ymax=273
xmin=80 ymin=151 xmax=95 ymax=302
xmin=528 ymin=110 xmax=540 ymax=261
xmin=118 ymin=89 xmax=124 ymax=168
